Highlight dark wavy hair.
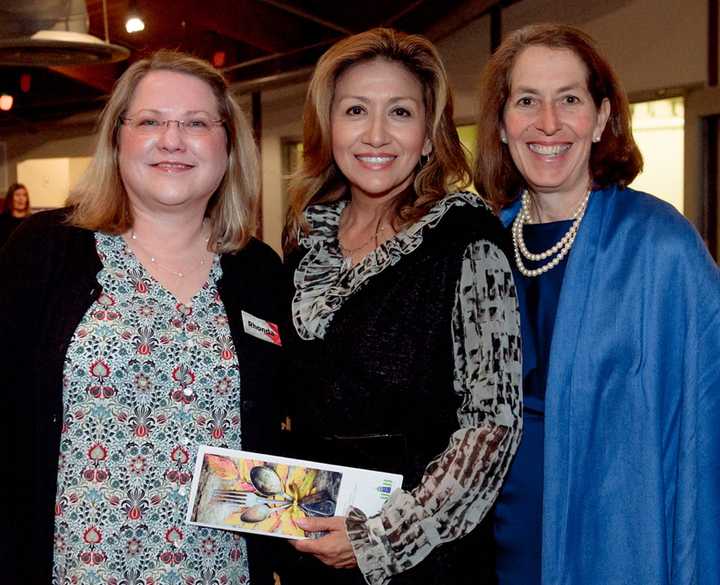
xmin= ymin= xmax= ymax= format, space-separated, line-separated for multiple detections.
xmin=474 ymin=23 xmax=643 ymax=209
xmin=2 ymin=183 xmax=30 ymax=216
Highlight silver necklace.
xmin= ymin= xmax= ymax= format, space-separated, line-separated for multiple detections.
xmin=512 ymin=189 xmax=590 ymax=277
xmin=130 ymin=231 xmax=211 ymax=279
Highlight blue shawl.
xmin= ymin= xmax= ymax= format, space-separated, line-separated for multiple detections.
xmin=500 ymin=185 xmax=720 ymax=584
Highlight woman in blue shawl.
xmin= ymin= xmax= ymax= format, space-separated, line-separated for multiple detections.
xmin=473 ymin=23 xmax=720 ymax=585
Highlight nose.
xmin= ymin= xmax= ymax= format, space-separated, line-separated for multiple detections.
xmin=536 ymin=102 xmax=561 ymax=135
xmin=156 ymin=121 xmax=186 ymax=151
xmin=362 ymin=111 xmax=390 ymax=147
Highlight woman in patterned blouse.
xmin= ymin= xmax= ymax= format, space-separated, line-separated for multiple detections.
xmin=279 ymin=28 xmax=522 ymax=585
xmin=0 ymin=51 xmax=286 ymax=585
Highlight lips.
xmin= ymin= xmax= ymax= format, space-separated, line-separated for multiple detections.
xmin=150 ymin=161 xmax=195 ymax=172
xmin=354 ymin=154 xmax=398 ymax=171
xmin=356 ymin=155 xmax=396 ymax=163
xmin=528 ymin=143 xmax=571 ymax=156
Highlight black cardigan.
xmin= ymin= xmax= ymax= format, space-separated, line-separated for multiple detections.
xmin=0 ymin=209 xmax=289 ymax=585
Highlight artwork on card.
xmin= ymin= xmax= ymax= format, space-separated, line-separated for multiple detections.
xmin=186 ymin=446 xmax=403 ymax=540
xmin=189 ymin=452 xmax=341 ymax=539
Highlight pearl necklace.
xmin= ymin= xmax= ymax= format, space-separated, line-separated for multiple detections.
xmin=511 ymin=189 xmax=590 ymax=277
xmin=130 ymin=231 xmax=211 ymax=279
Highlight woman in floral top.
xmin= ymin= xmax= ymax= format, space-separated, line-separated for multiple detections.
xmin=280 ymin=28 xmax=522 ymax=585
xmin=0 ymin=51 xmax=286 ymax=585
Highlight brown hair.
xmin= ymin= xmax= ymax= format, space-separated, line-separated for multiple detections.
xmin=2 ymin=182 xmax=30 ymax=216
xmin=67 ymin=50 xmax=259 ymax=253
xmin=474 ymin=23 xmax=643 ymax=209
xmin=284 ymin=27 xmax=471 ymax=251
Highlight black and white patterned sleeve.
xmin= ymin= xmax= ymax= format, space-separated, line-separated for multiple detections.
xmin=345 ymin=239 xmax=523 ymax=585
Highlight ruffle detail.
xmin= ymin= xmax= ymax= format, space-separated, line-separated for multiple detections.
xmin=292 ymin=192 xmax=487 ymax=340
xmin=346 ymin=505 xmax=394 ymax=585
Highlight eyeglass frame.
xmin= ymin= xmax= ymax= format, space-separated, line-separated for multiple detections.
xmin=119 ymin=115 xmax=225 ymax=135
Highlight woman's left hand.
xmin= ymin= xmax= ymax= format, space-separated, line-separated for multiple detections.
xmin=290 ymin=516 xmax=358 ymax=569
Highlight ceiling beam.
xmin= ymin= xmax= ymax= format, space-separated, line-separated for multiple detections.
xmin=189 ymin=0 xmax=334 ymax=53
xmin=50 ymin=63 xmax=118 ymax=94
xmin=222 ymin=38 xmax=337 ymax=75
xmin=383 ymin=0 xmax=427 ymax=27
xmin=421 ymin=0 xmax=498 ymax=41
xmin=255 ymin=0 xmax=353 ymax=35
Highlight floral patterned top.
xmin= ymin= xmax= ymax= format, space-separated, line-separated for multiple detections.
xmin=292 ymin=192 xmax=523 ymax=585
xmin=52 ymin=232 xmax=250 ymax=585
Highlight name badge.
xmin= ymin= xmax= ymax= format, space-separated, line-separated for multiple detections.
xmin=241 ymin=311 xmax=282 ymax=346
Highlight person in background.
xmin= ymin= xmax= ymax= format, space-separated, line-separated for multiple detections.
xmin=0 ymin=50 xmax=286 ymax=585
xmin=474 ymin=23 xmax=720 ymax=585
xmin=0 ymin=182 xmax=31 ymax=247
xmin=281 ymin=27 xmax=522 ymax=585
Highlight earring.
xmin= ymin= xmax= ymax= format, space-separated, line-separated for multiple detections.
xmin=593 ymin=135 xmax=601 ymax=143
xmin=500 ymin=130 xmax=508 ymax=144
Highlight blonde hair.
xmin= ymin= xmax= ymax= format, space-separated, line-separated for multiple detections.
xmin=67 ymin=50 xmax=259 ymax=253
xmin=283 ymin=27 xmax=471 ymax=251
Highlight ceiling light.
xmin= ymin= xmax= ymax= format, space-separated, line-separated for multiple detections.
xmin=125 ymin=1 xmax=145 ymax=34
xmin=0 ymin=95 xmax=14 ymax=111
xmin=126 ymin=17 xmax=145 ymax=34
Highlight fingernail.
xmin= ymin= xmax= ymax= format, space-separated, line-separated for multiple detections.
xmin=296 ymin=518 xmax=308 ymax=528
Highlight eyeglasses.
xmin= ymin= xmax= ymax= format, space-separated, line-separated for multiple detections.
xmin=120 ymin=116 xmax=224 ymax=136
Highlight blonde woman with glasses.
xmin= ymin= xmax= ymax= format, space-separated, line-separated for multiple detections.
xmin=0 ymin=50 xmax=286 ymax=585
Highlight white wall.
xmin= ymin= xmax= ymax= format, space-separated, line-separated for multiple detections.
xmin=256 ymin=83 xmax=306 ymax=253
xmin=501 ymin=0 xmax=706 ymax=95
xmin=16 ymin=155 xmax=92 ymax=209
xmin=437 ymin=15 xmax=492 ymax=123
xmin=629 ymin=99 xmax=685 ymax=211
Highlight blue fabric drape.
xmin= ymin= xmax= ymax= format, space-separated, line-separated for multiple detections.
xmin=499 ymin=186 xmax=720 ymax=585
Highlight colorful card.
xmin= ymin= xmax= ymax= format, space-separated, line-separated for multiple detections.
xmin=186 ymin=445 xmax=403 ymax=539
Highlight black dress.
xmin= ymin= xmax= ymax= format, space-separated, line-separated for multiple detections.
xmin=0 ymin=213 xmax=25 ymax=248
xmin=280 ymin=193 xmax=522 ymax=585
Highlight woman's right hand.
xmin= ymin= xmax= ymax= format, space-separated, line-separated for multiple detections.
xmin=290 ymin=516 xmax=358 ymax=569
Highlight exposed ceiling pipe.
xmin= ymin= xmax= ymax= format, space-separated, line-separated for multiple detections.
xmin=255 ymin=0 xmax=353 ymax=35
xmin=222 ymin=39 xmax=337 ymax=75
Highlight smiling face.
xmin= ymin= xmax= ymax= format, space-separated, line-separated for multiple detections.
xmin=330 ymin=58 xmax=432 ymax=203
xmin=118 ymin=70 xmax=229 ymax=216
xmin=502 ymin=45 xmax=610 ymax=203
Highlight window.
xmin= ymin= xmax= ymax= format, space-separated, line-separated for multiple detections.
xmin=629 ymin=97 xmax=684 ymax=212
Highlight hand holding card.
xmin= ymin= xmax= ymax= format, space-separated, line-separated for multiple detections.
xmin=186 ymin=446 xmax=402 ymax=540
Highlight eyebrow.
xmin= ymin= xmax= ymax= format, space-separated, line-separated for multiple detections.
xmin=129 ymin=108 xmax=217 ymax=116
xmin=512 ymin=83 xmax=585 ymax=94
xmin=334 ymin=95 xmax=422 ymax=104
